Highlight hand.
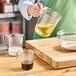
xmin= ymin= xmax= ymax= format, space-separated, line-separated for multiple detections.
xmin=27 ymin=3 xmax=43 ymax=17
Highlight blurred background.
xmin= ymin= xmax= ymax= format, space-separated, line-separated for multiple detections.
xmin=0 ymin=0 xmax=44 ymax=42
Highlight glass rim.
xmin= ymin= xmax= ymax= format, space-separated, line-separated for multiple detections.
xmin=57 ymin=30 xmax=76 ymax=35
xmin=24 ymin=49 xmax=34 ymax=55
xmin=9 ymin=33 xmax=24 ymax=36
xmin=57 ymin=30 xmax=76 ymax=41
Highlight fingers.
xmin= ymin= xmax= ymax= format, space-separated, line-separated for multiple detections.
xmin=32 ymin=11 xmax=40 ymax=17
xmin=32 ymin=3 xmax=43 ymax=17
xmin=33 ymin=3 xmax=43 ymax=11
xmin=27 ymin=3 xmax=43 ymax=17
xmin=37 ymin=3 xmax=43 ymax=9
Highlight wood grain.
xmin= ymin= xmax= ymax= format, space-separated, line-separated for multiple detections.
xmin=0 ymin=51 xmax=51 ymax=76
xmin=1 ymin=51 xmax=76 ymax=76
xmin=25 ymin=37 xmax=76 ymax=69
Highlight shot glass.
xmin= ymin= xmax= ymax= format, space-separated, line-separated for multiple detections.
xmin=8 ymin=33 xmax=24 ymax=56
xmin=21 ymin=49 xmax=34 ymax=70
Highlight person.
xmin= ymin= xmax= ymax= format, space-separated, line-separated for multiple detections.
xmin=18 ymin=0 xmax=43 ymax=20
xmin=18 ymin=0 xmax=76 ymax=39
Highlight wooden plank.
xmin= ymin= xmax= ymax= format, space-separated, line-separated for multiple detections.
xmin=0 ymin=51 xmax=52 ymax=76
xmin=1 ymin=51 xmax=76 ymax=76
xmin=25 ymin=37 xmax=76 ymax=69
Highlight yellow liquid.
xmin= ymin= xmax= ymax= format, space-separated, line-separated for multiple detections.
xmin=35 ymin=24 xmax=55 ymax=37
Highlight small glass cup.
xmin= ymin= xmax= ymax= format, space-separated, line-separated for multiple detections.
xmin=8 ymin=33 xmax=24 ymax=56
xmin=21 ymin=49 xmax=34 ymax=70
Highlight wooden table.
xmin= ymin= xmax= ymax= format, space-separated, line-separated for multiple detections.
xmin=25 ymin=37 xmax=76 ymax=69
xmin=1 ymin=51 xmax=76 ymax=76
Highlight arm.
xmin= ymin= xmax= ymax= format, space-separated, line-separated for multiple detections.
xmin=18 ymin=0 xmax=43 ymax=20
xmin=18 ymin=0 xmax=35 ymax=20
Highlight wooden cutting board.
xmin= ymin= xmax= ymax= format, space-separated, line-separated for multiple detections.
xmin=25 ymin=37 xmax=76 ymax=69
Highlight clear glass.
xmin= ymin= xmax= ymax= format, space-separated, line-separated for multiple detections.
xmin=21 ymin=49 xmax=34 ymax=70
xmin=57 ymin=30 xmax=76 ymax=51
xmin=8 ymin=33 xmax=24 ymax=56
xmin=35 ymin=7 xmax=62 ymax=37
xmin=0 ymin=33 xmax=8 ymax=50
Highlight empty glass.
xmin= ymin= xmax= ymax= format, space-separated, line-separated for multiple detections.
xmin=57 ymin=30 xmax=76 ymax=51
xmin=35 ymin=7 xmax=62 ymax=37
xmin=8 ymin=33 xmax=24 ymax=56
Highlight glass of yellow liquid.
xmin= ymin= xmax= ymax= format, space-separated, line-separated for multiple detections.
xmin=35 ymin=7 xmax=62 ymax=37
